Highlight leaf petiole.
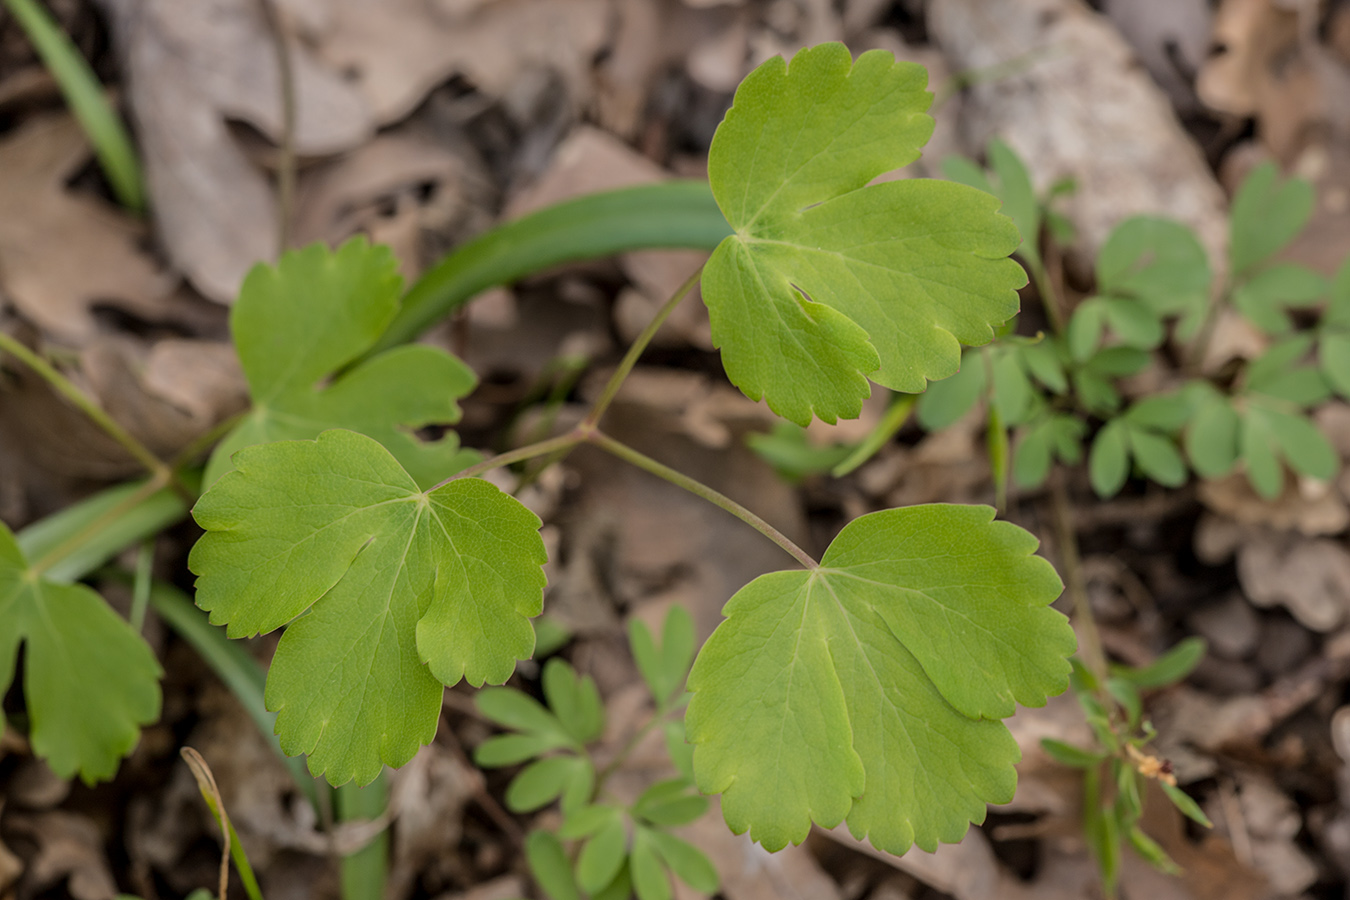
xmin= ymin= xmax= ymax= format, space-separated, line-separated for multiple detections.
xmin=0 ymin=332 xmax=185 ymax=493
xmin=584 ymin=430 xmax=818 ymax=570
xmin=584 ymin=265 xmax=704 ymax=430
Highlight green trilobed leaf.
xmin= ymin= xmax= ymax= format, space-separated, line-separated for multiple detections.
xmin=0 ymin=524 xmax=161 ymax=783
xmin=702 ymin=43 xmax=1026 ymax=425
xmin=190 ymin=428 xmax=547 ymax=785
xmin=205 ymin=238 xmax=479 ymax=489
xmin=686 ymin=505 xmax=1073 ymax=854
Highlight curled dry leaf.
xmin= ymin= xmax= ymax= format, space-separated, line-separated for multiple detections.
xmin=96 ymin=0 xmax=375 ymax=302
xmin=928 ymin=0 xmax=1229 ymax=268
xmin=0 ymin=114 xmax=173 ymax=341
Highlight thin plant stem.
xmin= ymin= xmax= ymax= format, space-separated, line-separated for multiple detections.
xmin=593 ymin=706 xmax=677 ymax=798
xmin=261 ymin=0 xmax=296 ymax=255
xmin=0 ymin=332 xmax=171 ymax=481
xmin=172 ymin=409 xmax=248 ymax=469
xmin=1185 ymin=277 xmax=1231 ymax=376
xmin=1049 ymin=469 xmax=1107 ymax=683
xmin=31 ymin=474 xmax=167 ymax=577
xmin=1029 ymin=258 xmax=1064 ymax=335
xmin=582 ymin=265 xmax=703 ymax=430
xmin=436 ymin=431 xmax=583 ymax=488
xmin=130 ymin=539 xmax=154 ymax=632
xmin=586 ymin=429 xmax=818 ymax=570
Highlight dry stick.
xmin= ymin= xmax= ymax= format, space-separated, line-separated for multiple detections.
xmin=260 ymin=0 xmax=296 ymax=255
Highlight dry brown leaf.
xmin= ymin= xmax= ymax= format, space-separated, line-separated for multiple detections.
xmin=1197 ymin=308 xmax=1270 ymax=375
xmin=0 ymin=113 xmax=173 ymax=341
xmin=96 ymin=0 xmax=376 ymax=302
xmin=1237 ymin=531 xmax=1350 ymax=631
xmin=928 ymin=0 xmax=1230 ymax=269
xmin=1197 ymin=471 xmax=1349 ymax=536
xmin=1219 ymin=772 xmax=1318 ymax=895
xmin=1 ymin=336 xmax=246 ymax=479
xmin=8 ymin=811 xmax=117 ymax=900
xmin=1196 ymin=0 xmax=1323 ymax=161
xmin=285 ymin=0 xmax=609 ymax=125
xmin=585 ymin=368 xmax=774 ymax=449
xmin=505 ymin=125 xmax=667 ymax=217
xmin=293 ymin=132 xmax=492 ymax=280
xmin=551 ymin=399 xmax=805 ymax=644
xmin=4 ymin=758 xmax=71 ymax=810
xmin=0 ymin=828 xmax=20 ymax=899
xmin=593 ymin=0 xmax=739 ymax=138
xmin=385 ymin=744 xmax=478 ymax=900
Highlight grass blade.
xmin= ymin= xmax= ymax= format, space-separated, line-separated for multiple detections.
xmin=2 ymin=0 xmax=145 ymax=211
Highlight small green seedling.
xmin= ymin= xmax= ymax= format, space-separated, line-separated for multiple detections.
xmin=1042 ymin=638 xmax=1211 ymax=899
xmin=478 ymin=608 xmax=714 ymax=900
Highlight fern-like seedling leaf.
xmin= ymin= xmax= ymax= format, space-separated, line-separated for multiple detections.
xmin=686 ymin=505 xmax=1073 ymax=854
xmin=702 ymin=43 xmax=1026 ymax=425
xmin=0 ymin=524 xmax=161 ymax=783
xmin=190 ymin=428 xmax=547 ymax=785
xmin=205 ymin=238 xmax=479 ymax=488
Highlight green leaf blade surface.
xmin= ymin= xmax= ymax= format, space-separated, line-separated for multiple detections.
xmin=207 ymin=238 xmax=479 ymax=489
xmin=686 ymin=505 xmax=1073 ymax=855
xmin=0 ymin=525 xmax=161 ymax=783
xmin=190 ymin=429 xmax=547 ymax=785
xmin=703 ymin=43 xmax=1025 ymax=424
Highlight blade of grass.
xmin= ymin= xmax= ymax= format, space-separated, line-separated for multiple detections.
xmin=16 ymin=475 xmax=192 ymax=584
xmin=2 ymin=0 xmax=145 ymax=211
xmin=183 ymin=747 xmax=265 ymax=900
xmin=372 ymin=180 xmax=730 ymax=353
xmin=831 ymin=393 xmax=916 ymax=477
xmin=337 ymin=776 xmax=389 ymax=900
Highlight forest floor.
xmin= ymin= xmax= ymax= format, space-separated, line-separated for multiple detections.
xmin=2 ymin=1 xmax=1350 ymax=899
